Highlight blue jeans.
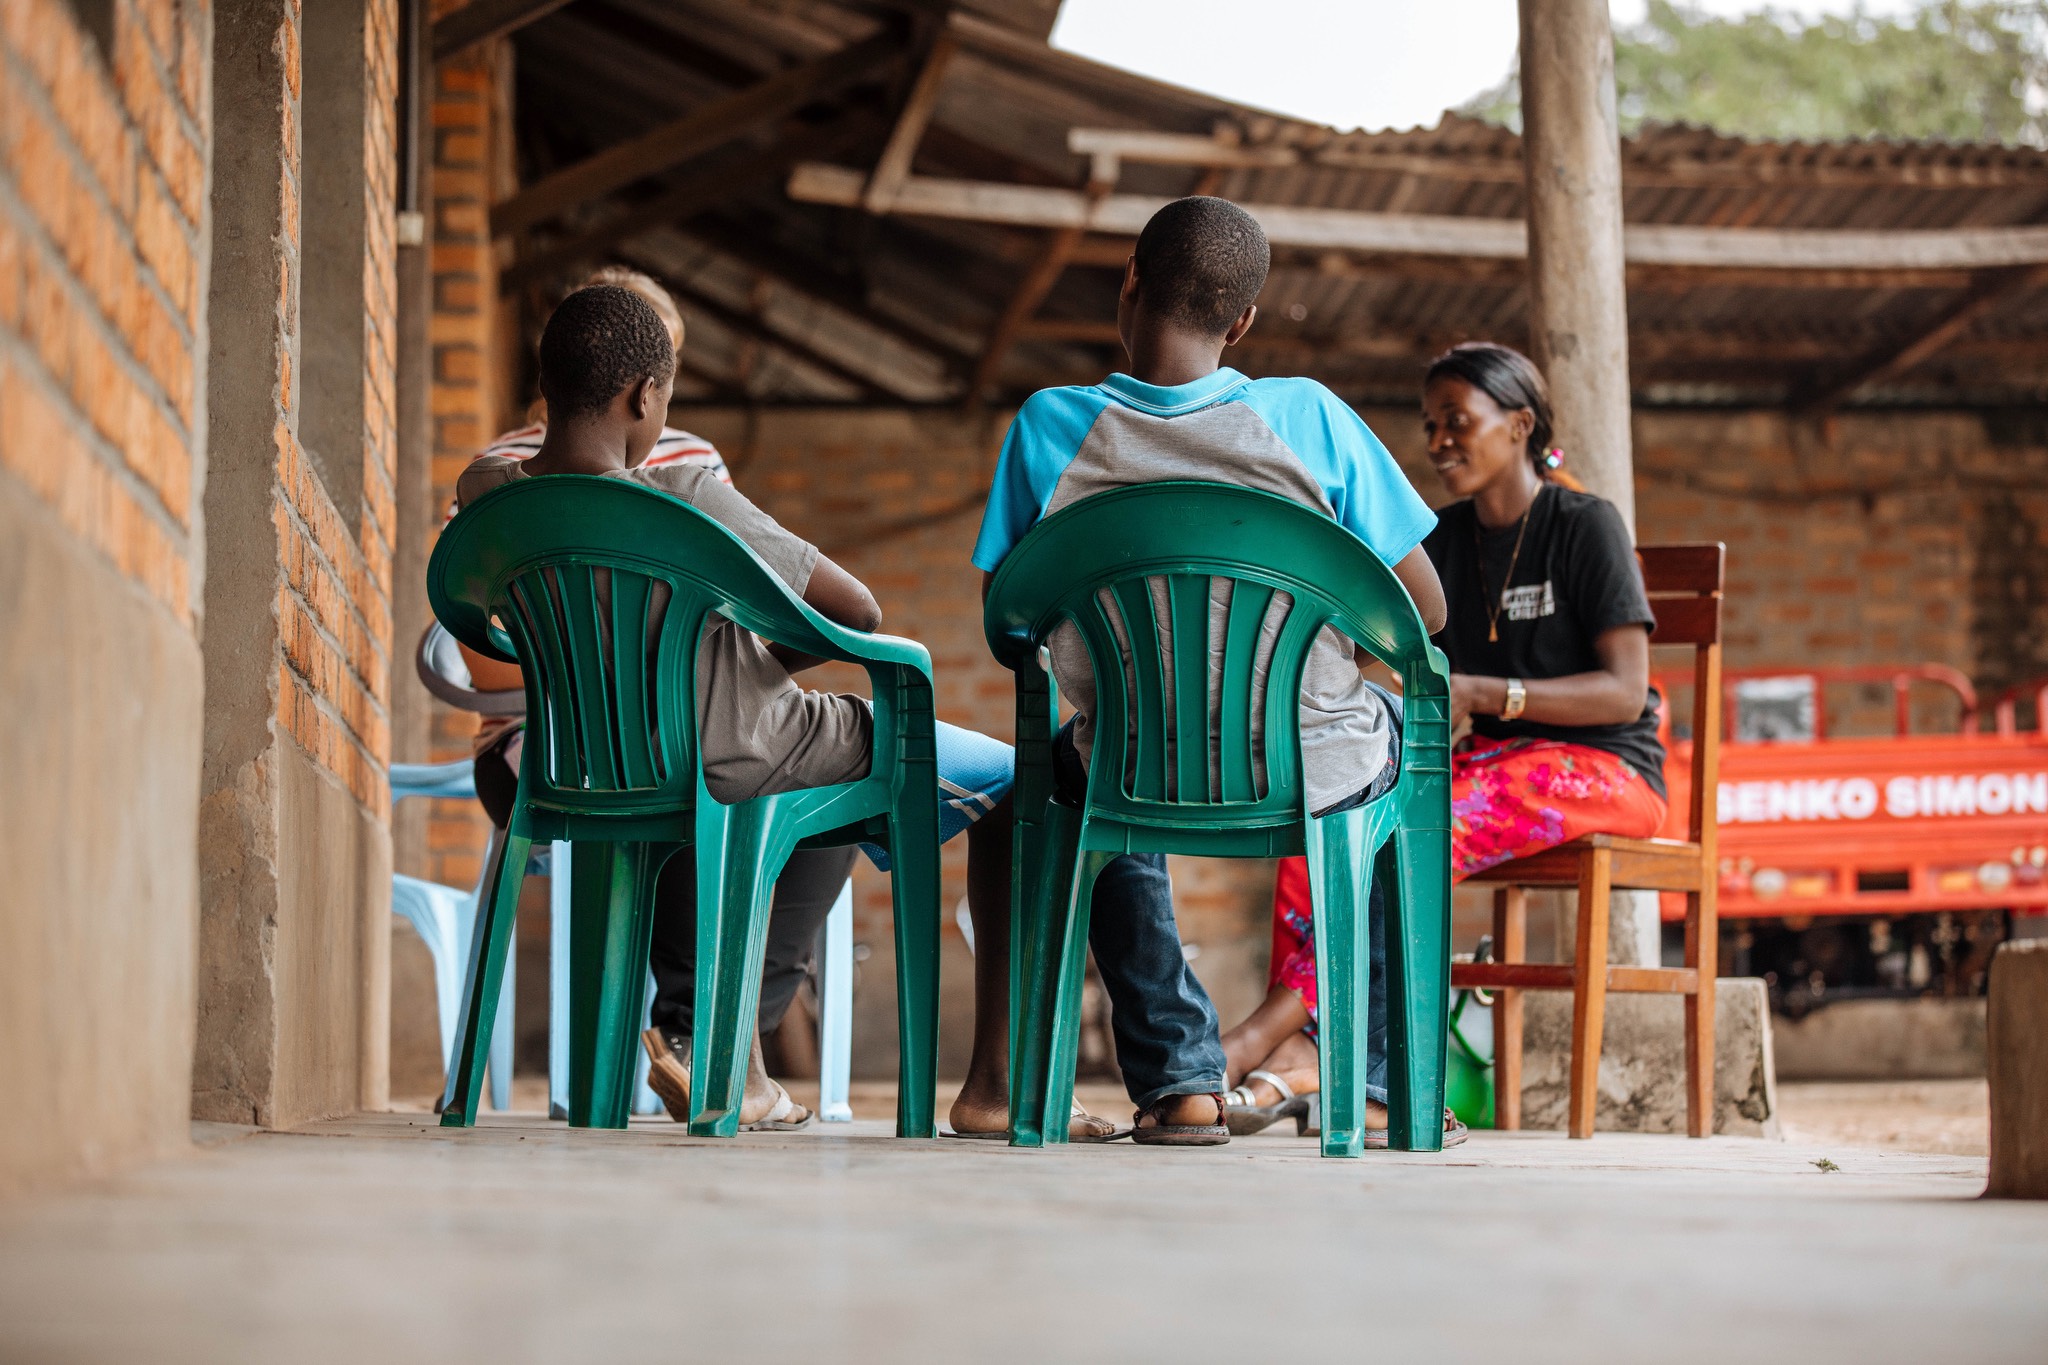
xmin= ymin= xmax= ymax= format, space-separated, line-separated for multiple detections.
xmin=1053 ymin=727 xmax=1228 ymax=1112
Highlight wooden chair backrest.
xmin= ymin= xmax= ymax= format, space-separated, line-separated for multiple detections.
xmin=1638 ymin=543 xmax=1725 ymax=850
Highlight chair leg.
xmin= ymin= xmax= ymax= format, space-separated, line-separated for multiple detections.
xmin=440 ymin=827 xmax=531 ymax=1127
xmin=1491 ymin=886 xmax=1526 ymax=1132
xmin=1684 ymin=886 xmax=1719 ymax=1138
xmin=690 ymin=804 xmax=785 ymax=1138
xmin=631 ymin=972 xmax=662 ymax=1116
xmin=1384 ymin=823 xmax=1453 ymax=1153
xmin=489 ymin=936 xmax=515 ymax=1112
xmin=1009 ymin=802 xmax=1100 ymax=1149
xmin=548 ymin=840 xmax=572 ymax=1121
xmin=1568 ymin=846 xmax=1613 ymax=1140
xmin=566 ymin=841 xmax=666 ymax=1129
xmin=1305 ymin=813 xmax=1372 ymax=1158
xmin=887 ymin=783 xmax=943 ymax=1140
xmin=817 ymin=880 xmax=855 ymax=1123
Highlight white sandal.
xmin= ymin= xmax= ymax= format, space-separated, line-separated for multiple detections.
xmin=1223 ymin=1069 xmax=1311 ymax=1136
xmin=740 ymin=1078 xmax=813 ymax=1132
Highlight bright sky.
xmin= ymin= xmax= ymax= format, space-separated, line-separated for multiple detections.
xmin=1050 ymin=0 xmax=1925 ymax=133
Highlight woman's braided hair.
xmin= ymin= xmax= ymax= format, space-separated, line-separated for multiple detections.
xmin=1424 ymin=342 xmax=1584 ymax=491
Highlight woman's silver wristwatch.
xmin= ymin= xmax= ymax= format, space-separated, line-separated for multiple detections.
xmin=1501 ymin=676 xmax=1527 ymax=721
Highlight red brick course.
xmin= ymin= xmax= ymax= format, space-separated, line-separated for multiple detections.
xmin=0 ymin=0 xmax=205 ymax=626
xmin=421 ymin=41 xmax=507 ymax=885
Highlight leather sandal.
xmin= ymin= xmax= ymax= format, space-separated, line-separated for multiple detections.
xmin=1223 ymin=1069 xmax=1311 ymax=1136
xmin=1131 ymin=1093 xmax=1230 ymax=1146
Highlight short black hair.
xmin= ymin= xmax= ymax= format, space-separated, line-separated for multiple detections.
xmin=538 ymin=284 xmax=675 ymax=418
xmin=1132 ymin=196 xmax=1269 ymax=335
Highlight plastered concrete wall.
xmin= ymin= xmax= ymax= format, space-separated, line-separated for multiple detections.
xmin=0 ymin=0 xmax=209 ymax=1189
xmin=0 ymin=484 xmax=203 ymax=1191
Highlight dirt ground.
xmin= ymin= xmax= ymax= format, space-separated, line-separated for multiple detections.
xmin=1775 ymin=1078 xmax=1990 ymax=1156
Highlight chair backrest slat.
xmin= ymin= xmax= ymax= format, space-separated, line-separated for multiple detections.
xmin=1637 ymin=545 xmax=1724 ymax=595
xmin=1216 ymin=580 xmax=1276 ymax=803
xmin=1106 ymin=578 xmax=1167 ymax=801
xmin=562 ymin=566 xmax=625 ymax=791
xmin=1647 ymin=594 xmax=1720 ymax=646
xmin=606 ymin=571 xmax=660 ymax=790
xmin=1167 ymin=574 xmax=1212 ymax=804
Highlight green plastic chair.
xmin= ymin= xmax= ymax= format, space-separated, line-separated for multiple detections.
xmin=428 ymin=474 xmax=942 ymax=1137
xmin=983 ymin=482 xmax=1452 ymax=1157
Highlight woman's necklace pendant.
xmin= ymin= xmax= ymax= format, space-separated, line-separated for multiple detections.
xmin=1488 ymin=623 xmax=1498 ymax=644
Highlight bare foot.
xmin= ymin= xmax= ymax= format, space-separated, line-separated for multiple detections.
xmin=948 ymin=1081 xmax=1009 ymax=1137
xmin=1130 ymin=1088 xmax=1220 ymax=1146
xmin=949 ymin=1085 xmax=1118 ymax=1139
xmin=641 ymin=1028 xmax=807 ymax=1126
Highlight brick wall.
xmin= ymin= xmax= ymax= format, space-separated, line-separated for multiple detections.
xmin=675 ymin=401 xmax=2048 ymax=1067
xmin=0 ymin=0 xmax=209 ymax=1190
xmin=1 ymin=0 xmax=205 ymax=620
xmin=268 ymin=0 xmax=397 ymax=817
xmin=420 ymin=34 xmax=506 ymax=892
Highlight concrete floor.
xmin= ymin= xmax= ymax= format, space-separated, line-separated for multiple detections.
xmin=1 ymin=1092 xmax=2043 ymax=1364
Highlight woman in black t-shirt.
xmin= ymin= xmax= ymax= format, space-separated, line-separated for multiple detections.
xmin=1221 ymin=343 xmax=1668 ymax=1139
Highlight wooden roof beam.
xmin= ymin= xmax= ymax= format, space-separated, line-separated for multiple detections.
xmin=501 ymin=111 xmax=876 ymax=292
xmin=636 ymin=267 xmax=918 ymax=403
xmin=433 ymin=0 xmax=573 ymax=62
xmin=1795 ymin=263 xmax=2048 ymax=414
xmin=787 ymin=163 xmax=2048 ymax=272
xmin=682 ymin=219 xmax=977 ymax=368
xmin=970 ymin=226 xmax=1086 ymax=402
xmin=864 ymin=31 xmax=957 ymax=212
xmin=493 ymin=31 xmax=906 ymax=237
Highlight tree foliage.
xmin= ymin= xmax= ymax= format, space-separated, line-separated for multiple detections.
xmin=1464 ymin=1 xmax=2048 ymax=145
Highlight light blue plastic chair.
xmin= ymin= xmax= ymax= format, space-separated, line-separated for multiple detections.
xmin=389 ymin=759 xmax=515 ymax=1112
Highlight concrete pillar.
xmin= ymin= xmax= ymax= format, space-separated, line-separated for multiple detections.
xmin=196 ymin=0 xmax=398 ymax=1127
xmin=1987 ymin=940 xmax=2048 ymax=1198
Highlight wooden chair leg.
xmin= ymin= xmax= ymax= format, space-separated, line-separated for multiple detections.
xmin=1684 ymin=885 xmax=1719 ymax=1138
xmin=1568 ymin=847 xmax=1612 ymax=1139
xmin=1490 ymin=886 xmax=1525 ymax=1131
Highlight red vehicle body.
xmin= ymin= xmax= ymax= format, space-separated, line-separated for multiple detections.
xmin=1658 ymin=667 xmax=2048 ymax=920
xmin=1652 ymin=667 xmax=2048 ymax=1011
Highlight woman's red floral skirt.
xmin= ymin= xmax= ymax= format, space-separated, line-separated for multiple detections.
xmin=1268 ymin=738 xmax=1667 ymax=1022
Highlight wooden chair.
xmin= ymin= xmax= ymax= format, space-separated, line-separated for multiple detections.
xmin=1451 ymin=542 xmax=1725 ymax=1139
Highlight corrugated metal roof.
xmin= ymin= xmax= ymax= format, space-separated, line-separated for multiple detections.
xmin=508 ymin=1 xmax=2048 ymax=408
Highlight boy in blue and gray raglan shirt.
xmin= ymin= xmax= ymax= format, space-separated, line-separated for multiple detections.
xmin=972 ymin=196 xmax=1448 ymax=1144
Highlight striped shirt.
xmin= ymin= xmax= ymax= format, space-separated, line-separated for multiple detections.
xmin=474 ymin=423 xmax=731 ymax=481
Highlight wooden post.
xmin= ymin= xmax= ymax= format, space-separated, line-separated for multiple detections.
xmin=1520 ymin=0 xmax=1663 ymax=974
xmin=1517 ymin=0 xmax=1635 ymax=531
